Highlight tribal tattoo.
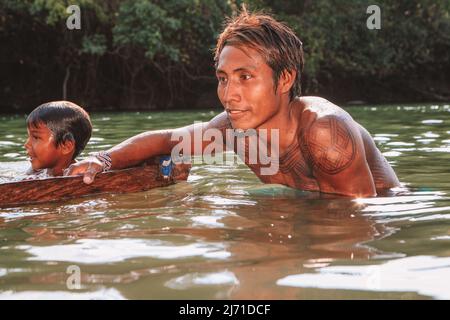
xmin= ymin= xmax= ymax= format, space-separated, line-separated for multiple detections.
xmin=300 ymin=116 xmax=356 ymax=175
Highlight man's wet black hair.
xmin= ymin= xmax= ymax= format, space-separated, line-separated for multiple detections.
xmin=26 ymin=101 xmax=92 ymax=159
xmin=215 ymin=6 xmax=304 ymax=101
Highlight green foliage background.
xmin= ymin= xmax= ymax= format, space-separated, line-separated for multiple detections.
xmin=1 ymin=0 xmax=449 ymax=112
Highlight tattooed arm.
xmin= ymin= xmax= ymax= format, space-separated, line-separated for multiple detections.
xmin=65 ymin=112 xmax=231 ymax=184
xmin=300 ymin=115 xmax=376 ymax=197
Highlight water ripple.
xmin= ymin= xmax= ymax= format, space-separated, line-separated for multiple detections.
xmin=16 ymin=238 xmax=231 ymax=264
xmin=277 ymin=255 xmax=450 ymax=299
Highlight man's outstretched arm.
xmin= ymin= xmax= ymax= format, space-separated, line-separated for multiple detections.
xmin=300 ymin=115 xmax=377 ymax=197
xmin=65 ymin=112 xmax=230 ymax=184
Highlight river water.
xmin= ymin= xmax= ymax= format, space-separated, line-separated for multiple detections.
xmin=0 ymin=104 xmax=449 ymax=299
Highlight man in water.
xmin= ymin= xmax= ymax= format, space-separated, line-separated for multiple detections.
xmin=66 ymin=9 xmax=400 ymax=197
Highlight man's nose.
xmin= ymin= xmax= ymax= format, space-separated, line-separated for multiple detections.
xmin=222 ymin=80 xmax=241 ymax=106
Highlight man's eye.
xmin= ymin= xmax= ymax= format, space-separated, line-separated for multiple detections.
xmin=218 ymin=76 xmax=227 ymax=84
xmin=241 ymin=74 xmax=252 ymax=80
xmin=32 ymin=135 xmax=39 ymax=140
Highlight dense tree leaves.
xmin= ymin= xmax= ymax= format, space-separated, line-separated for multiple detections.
xmin=1 ymin=0 xmax=449 ymax=112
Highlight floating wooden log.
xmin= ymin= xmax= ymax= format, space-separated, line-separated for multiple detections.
xmin=0 ymin=157 xmax=191 ymax=207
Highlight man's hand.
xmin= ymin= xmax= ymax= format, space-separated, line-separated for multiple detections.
xmin=63 ymin=157 xmax=104 ymax=184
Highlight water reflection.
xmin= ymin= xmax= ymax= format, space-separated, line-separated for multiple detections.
xmin=0 ymin=105 xmax=450 ymax=299
xmin=0 ymin=288 xmax=124 ymax=300
xmin=0 ymin=175 xmax=448 ymax=299
xmin=277 ymin=255 xmax=450 ymax=300
xmin=18 ymin=239 xmax=231 ymax=263
xmin=0 ymin=187 xmax=399 ymax=299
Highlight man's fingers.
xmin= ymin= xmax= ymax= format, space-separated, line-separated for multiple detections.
xmin=63 ymin=164 xmax=76 ymax=176
xmin=83 ymin=163 xmax=100 ymax=185
xmin=83 ymin=170 xmax=99 ymax=185
xmin=62 ymin=158 xmax=103 ymax=183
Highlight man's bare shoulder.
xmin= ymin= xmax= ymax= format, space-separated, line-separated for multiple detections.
xmin=296 ymin=96 xmax=353 ymax=126
xmin=296 ymin=97 xmax=359 ymax=175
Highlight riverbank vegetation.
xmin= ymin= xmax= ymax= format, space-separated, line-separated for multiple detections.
xmin=1 ymin=0 xmax=449 ymax=112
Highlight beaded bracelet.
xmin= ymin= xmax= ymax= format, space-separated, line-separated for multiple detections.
xmin=94 ymin=151 xmax=112 ymax=172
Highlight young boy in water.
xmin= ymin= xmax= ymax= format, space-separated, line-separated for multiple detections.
xmin=24 ymin=101 xmax=92 ymax=177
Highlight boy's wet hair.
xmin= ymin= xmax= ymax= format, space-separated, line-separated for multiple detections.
xmin=26 ymin=101 xmax=92 ymax=159
xmin=214 ymin=6 xmax=304 ymax=101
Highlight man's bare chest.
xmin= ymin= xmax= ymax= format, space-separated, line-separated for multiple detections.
xmin=242 ymin=138 xmax=320 ymax=191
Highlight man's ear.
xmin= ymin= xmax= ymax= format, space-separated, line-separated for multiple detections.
xmin=60 ymin=139 xmax=75 ymax=156
xmin=278 ymin=69 xmax=297 ymax=95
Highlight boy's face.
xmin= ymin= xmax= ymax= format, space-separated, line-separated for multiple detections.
xmin=216 ymin=45 xmax=283 ymax=130
xmin=24 ymin=123 xmax=66 ymax=171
